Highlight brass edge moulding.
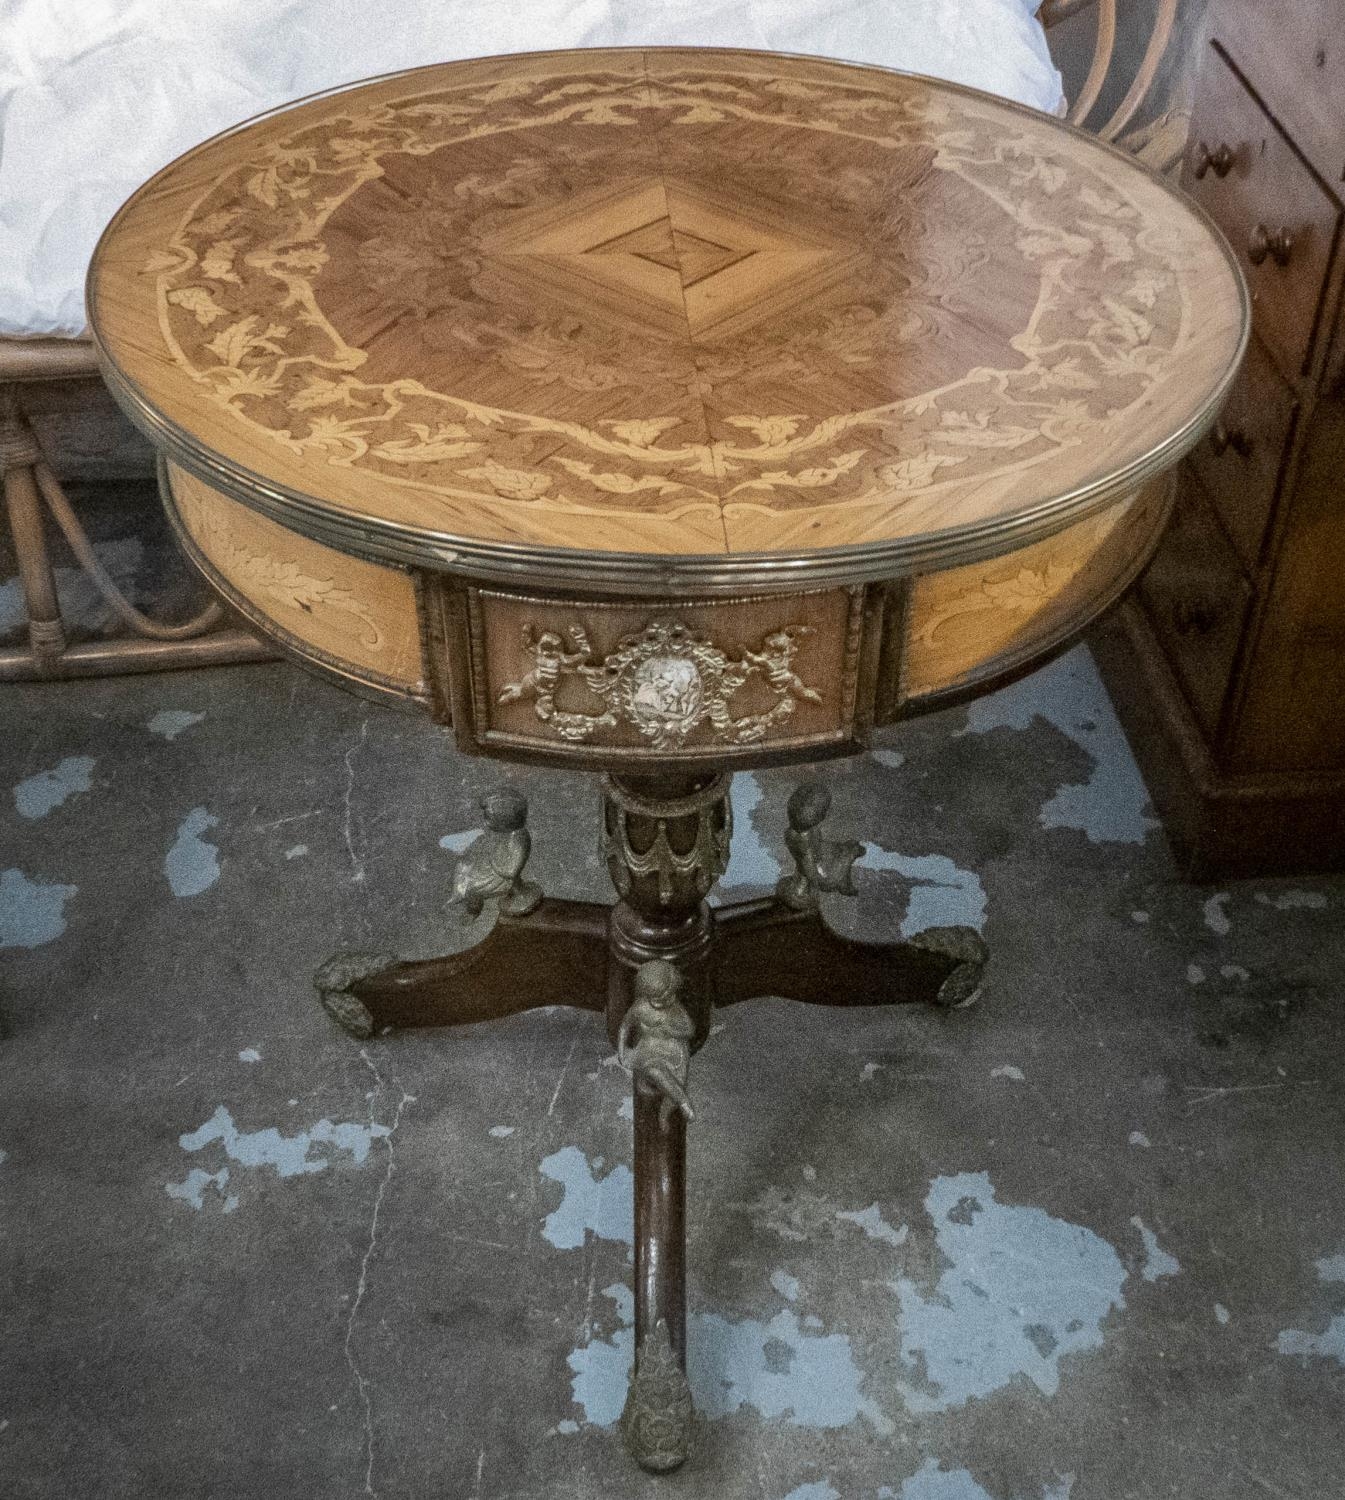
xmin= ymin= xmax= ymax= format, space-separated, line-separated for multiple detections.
xmin=86 ymin=50 xmax=1252 ymax=598
xmin=431 ymin=579 xmax=887 ymax=769
xmin=158 ymin=458 xmax=430 ymax=711
xmin=98 ymin=343 xmax=1248 ymax=597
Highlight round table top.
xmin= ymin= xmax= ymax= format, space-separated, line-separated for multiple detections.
xmin=89 ymin=47 xmax=1248 ymax=591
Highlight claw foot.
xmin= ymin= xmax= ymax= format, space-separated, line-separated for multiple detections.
xmin=910 ymin=926 xmax=989 ymax=1009
xmin=314 ymin=951 xmax=397 ymax=1038
xmin=621 ymin=1319 xmax=693 ymax=1474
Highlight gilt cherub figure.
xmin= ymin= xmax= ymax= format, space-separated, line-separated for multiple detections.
xmin=744 ymin=626 xmax=822 ymax=706
xmin=617 ymin=960 xmax=695 ymax=1128
xmin=497 ymin=625 xmax=593 ymax=720
xmin=448 ymin=787 xmax=543 ymax=921
xmin=775 ymin=782 xmax=863 ymax=912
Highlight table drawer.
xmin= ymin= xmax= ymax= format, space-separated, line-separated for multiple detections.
xmin=1183 ymin=43 xmax=1342 ymax=381
xmin=1187 ymin=333 xmax=1298 ymax=571
xmin=1141 ymin=478 xmax=1252 ymax=739
xmin=433 ymin=581 xmax=883 ymax=770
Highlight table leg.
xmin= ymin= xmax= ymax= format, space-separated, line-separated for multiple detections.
xmin=622 ymin=1087 xmax=693 ymax=1472
xmin=603 ymin=771 xmax=729 ymax=1471
xmin=713 ymin=898 xmax=987 ymax=1011
xmin=313 ymin=897 xmax=610 ymax=1036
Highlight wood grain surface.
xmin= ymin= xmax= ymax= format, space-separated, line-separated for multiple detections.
xmin=168 ymin=461 xmax=427 ymax=697
xmin=89 ymin=48 xmax=1247 ymax=581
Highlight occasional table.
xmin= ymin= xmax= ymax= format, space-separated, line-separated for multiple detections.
xmin=89 ymin=47 xmax=1247 ymax=1474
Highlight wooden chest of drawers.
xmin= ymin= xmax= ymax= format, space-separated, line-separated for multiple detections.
xmin=1092 ymin=0 xmax=1345 ymax=875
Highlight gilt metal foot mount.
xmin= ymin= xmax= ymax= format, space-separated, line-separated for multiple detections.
xmin=313 ymin=776 xmax=986 ymax=1475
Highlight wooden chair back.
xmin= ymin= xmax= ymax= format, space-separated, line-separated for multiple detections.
xmin=1042 ymin=0 xmax=1180 ymax=139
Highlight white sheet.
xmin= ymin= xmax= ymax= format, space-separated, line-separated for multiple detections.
xmin=0 ymin=1 xmax=1062 ymax=338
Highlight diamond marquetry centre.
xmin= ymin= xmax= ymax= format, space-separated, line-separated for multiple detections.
xmin=480 ymin=177 xmax=854 ymax=340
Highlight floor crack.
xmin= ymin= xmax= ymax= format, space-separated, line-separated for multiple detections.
xmin=341 ymin=719 xmax=370 ymax=885
xmin=345 ymin=1047 xmax=414 ymax=1498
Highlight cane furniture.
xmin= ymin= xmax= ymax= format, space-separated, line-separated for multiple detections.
xmin=1091 ymin=0 xmax=1345 ymax=874
xmin=3 ymin=0 xmax=1190 ymax=682
xmin=87 ymin=46 xmax=1246 ymax=1470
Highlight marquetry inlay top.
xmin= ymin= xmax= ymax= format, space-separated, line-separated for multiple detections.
xmin=90 ymin=48 xmax=1248 ymax=585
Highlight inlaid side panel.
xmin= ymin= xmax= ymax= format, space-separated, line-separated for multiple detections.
xmin=166 ymin=462 xmax=427 ymax=698
xmin=902 ymin=480 xmax=1172 ymax=701
xmin=440 ymin=584 xmax=881 ymax=768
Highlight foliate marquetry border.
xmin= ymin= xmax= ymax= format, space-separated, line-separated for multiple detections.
xmin=426 ymin=578 xmax=897 ymax=770
xmin=889 ymin=475 xmax=1177 ymax=719
xmin=130 ymin=60 xmax=1224 ymax=534
xmin=158 ymin=458 xmax=433 ymax=711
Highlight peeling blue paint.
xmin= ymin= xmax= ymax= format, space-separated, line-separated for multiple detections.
xmin=1130 ymin=1218 xmax=1180 ymax=1282
xmin=284 ymin=844 xmax=308 ymax=860
xmin=238 ymin=1048 xmax=261 ymax=1064
xmin=1276 ymin=1252 xmax=1345 ymax=1367
xmin=781 ymin=1483 xmax=840 ymax=1500
xmin=771 ymin=1269 xmax=801 ymax=1303
xmin=717 ymin=772 xmax=777 ymax=893
xmin=566 ymin=1278 xmax=888 ymax=1434
xmin=960 ymin=646 xmax=1155 ymax=844
xmin=837 ymin=1203 xmax=908 ymax=1248
xmin=694 ymin=1307 xmax=890 ymax=1431
xmin=1256 ymin=889 xmax=1327 ymax=911
xmin=859 ymin=845 xmax=987 ymax=937
xmin=14 ymin=756 xmax=94 ymax=819
xmin=489 ymin=1125 xmax=515 ymax=1139
xmin=894 ymin=1464 xmax=1073 ymax=1500
xmin=165 ymin=1165 xmax=238 ymax=1213
xmin=1129 ymin=1132 xmax=1151 ymax=1149
xmin=991 ymin=1064 xmax=1025 ymax=1082
xmin=892 ymin=1172 xmax=1127 ymax=1410
xmin=539 ymin=1147 xmax=633 ymax=1249
xmin=439 ymin=828 xmax=479 ymax=854
xmin=1202 ymin=893 xmax=1231 ymax=936
xmin=174 ymin=1104 xmax=389 ymax=1191
xmin=1215 ymin=1303 xmax=1231 ymax=1326
xmin=164 ymin=807 xmax=220 ymax=897
xmin=871 ymin=748 xmax=905 ymax=770
xmin=568 ymin=1284 xmax=634 ymax=1425
xmin=0 ymin=867 xmax=77 ymax=949
xmin=147 ymin=710 xmax=205 ymax=741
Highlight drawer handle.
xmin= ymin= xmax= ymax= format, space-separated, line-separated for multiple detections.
xmin=1210 ymin=422 xmax=1254 ymax=459
xmin=1173 ymin=597 xmax=1223 ymax=637
xmin=1248 ymin=223 xmax=1294 ymax=268
xmin=1193 ymin=141 xmax=1235 ymax=179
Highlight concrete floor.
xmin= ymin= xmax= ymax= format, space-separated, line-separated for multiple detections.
xmin=2 ymin=611 xmax=1343 ymax=1498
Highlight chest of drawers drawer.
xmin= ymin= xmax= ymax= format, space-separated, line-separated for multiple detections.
xmin=1140 ymin=477 xmax=1252 ymax=739
xmin=1185 ymin=332 xmax=1298 ymax=572
xmin=1184 ymin=43 xmax=1342 ymax=382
